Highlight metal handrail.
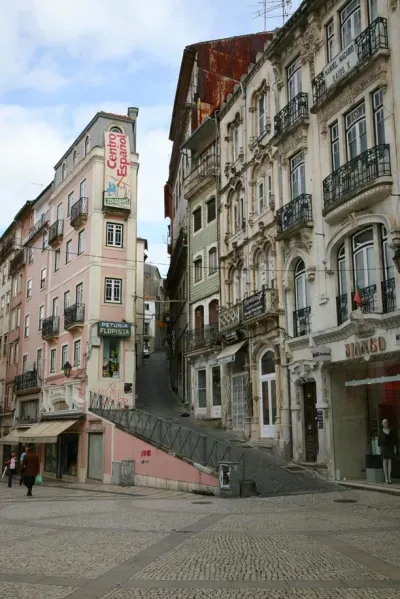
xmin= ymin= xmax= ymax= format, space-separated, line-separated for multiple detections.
xmin=274 ymin=92 xmax=309 ymax=136
xmin=71 ymin=197 xmax=88 ymax=226
xmin=64 ymin=303 xmax=85 ymax=328
xmin=48 ymin=219 xmax=64 ymax=244
xmin=276 ymin=194 xmax=313 ymax=235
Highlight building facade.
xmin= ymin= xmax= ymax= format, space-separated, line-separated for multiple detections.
xmin=143 ymin=264 xmax=166 ymax=354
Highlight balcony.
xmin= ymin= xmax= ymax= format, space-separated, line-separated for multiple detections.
xmin=293 ymin=306 xmax=311 ymax=337
xmin=70 ymin=197 xmax=88 ymax=229
xmin=276 ymin=194 xmax=313 ymax=240
xmin=25 ymin=212 xmax=49 ymax=245
xmin=167 ymin=228 xmax=188 ymax=289
xmin=322 ymin=145 xmax=392 ymax=223
xmin=352 ymin=284 xmax=377 ymax=313
xmin=312 ymin=18 xmax=389 ymax=110
xmin=0 ymin=236 xmax=14 ymax=263
xmin=14 ymin=371 xmax=39 ymax=394
xmin=242 ymin=288 xmax=279 ymax=324
xmin=48 ymin=220 xmax=64 ymax=247
xmin=382 ymin=278 xmax=396 ymax=314
xmin=9 ymin=248 xmax=27 ymax=276
xmin=184 ymin=324 xmax=219 ymax=354
xmin=219 ymin=303 xmax=242 ymax=333
xmin=42 ymin=316 xmax=60 ymax=340
xmin=184 ymin=155 xmax=218 ymax=200
xmin=273 ymin=93 xmax=309 ymax=142
xmin=64 ymin=303 xmax=85 ymax=330
xmin=336 ymin=294 xmax=349 ymax=326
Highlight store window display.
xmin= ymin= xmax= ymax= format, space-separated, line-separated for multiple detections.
xmin=379 ymin=419 xmax=396 ymax=484
xmin=103 ymin=339 xmax=120 ymax=378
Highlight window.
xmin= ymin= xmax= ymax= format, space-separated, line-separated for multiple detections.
xmin=73 ymin=150 xmax=77 ymax=166
xmin=2 ymin=265 xmax=6 ymax=285
xmin=110 ymin=126 xmax=122 ymax=133
xmin=22 ymin=354 xmax=28 ymax=373
xmin=0 ymin=296 xmax=4 ymax=316
xmin=16 ymin=307 xmax=20 ymax=328
xmin=266 ymin=173 xmax=272 ymax=207
xmin=80 ymin=178 xmax=87 ymax=199
xmin=26 ymin=279 xmax=32 ymax=298
xmin=194 ymin=257 xmax=203 ymax=282
xmin=287 ymin=56 xmax=302 ymax=101
xmin=294 ymin=259 xmax=307 ymax=310
xmin=340 ymin=0 xmax=361 ymax=49
xmin=40 ymin=267 xmax=46 ymax=289
xmin=209 ymin=299 xmax=219 ymax=325
xmin=84 ymin=136 xmax=90 ymax=156
xmin=17 ymin=274 xmax=22 ymax=294
xmin=105 ymin=278 xmax=122 ymax=303
xmin=67 ymin=192 xmax=74 ymax=217
xmin=352 ymin=228 xmax=376 ymax=290
xmin=232 ymin=124 xmax=240 ymax=161
xmin=64 ymin=291 xmax=70 ymax=312
xmin=74 ymin=340 xmax=81 ymax=367
xmin=78 ymin=230 xmax=85 ymax=255
xmin=212 ymin=366 xmax=221 ymax=409
xmin=144 ymin=321 xmax=150 ymax=336
xmin=258 ymin=92 xmax=267 ymax=136
xmin=326 ymin=20 xmax=335 ymax=62
xmin=52 ymin=297 xmax=59 ymax=317
xmin=144 ymin=303 xmax=150 ymax=310
xmin=20 ymin=399 xmax=38 ymax=423
xmin=42 ymin=230 xmax=48 ymax=250
xmin=345 ymin=102 xmax=367 ymax=160
xmin=259 ymin=350 xmax=277 ymax=435
xmin=369 ymin=0 xmax=378 ymax=22
xmin=106 ymin=223 xmax=123 ymax=247
xmin=38 ymin=306 xmax=44 ymax=330
xmin=76 ymin=282 xmax=83 ymax=304
xmin=197 ymin=369 xmax=206 ymax=409
xmin=24 ymin=314 xmax=30 ymax=338
xmin=12 ymin=277 xmax=17 ymax=297
xmin=373 ymin=89 xmax=385 ymax=145
xmin=3 ymin=334 xmax=7 ymax=356
xmin=14 ymin=342 xmax=19 ymax=364
xmin=11 ymin=309 xmax=16 ymax=330
xmin=28 ymin=247 xmax=33 ymax=264
xmin=50 ymin=349 xmax=56 ymax=373
xmin=338 ymin=245 xmax=347 ymax=295
xmin=193 ymin=207 xmax=202 ymax=232
xmin=37 ymin=349 xmax=42 ymax=377
xmin=206 ymin=198 xmax=216 ymax=223
xmin=61 ymin=345 xmax=68 ymax=369
xmin=382 ymin=226 xmax=395 ymax=282
xmin=57 ymin=202 xmax=63 ymax=221
xmin=290 ymin=151 xmax=306 ymax=199
xmin=10 ymin=343 xmax=14 ymax=365
xmin=102 ymin=338 xmax=120 ymax=377
xmin=241 ymin=266 xmax=247 ymax=300
xmin=54 ymin=249 xmax=60 ymax=272
xmin=62 ymin=163 xmax=66 ymax=181
xmin=232 ymin=268 xmax=240 ymax=303
xmin=6 ymin=291 xmax=10 ymax=312
xmin=208 ymin=248 xmax=217 ymax=276
xmin=258 ymin=180 xmax=264 ymax=214
xmin=66 ymin=240 xmax=72 ymax=263
xmin=257 ymin=254 xmax=267 ymax=290
xmin=330 ymin=122 xmax=340 ymax=171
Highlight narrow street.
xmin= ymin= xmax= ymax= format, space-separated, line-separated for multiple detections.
xmin=0 ymin=482 xmax=399 ymax=598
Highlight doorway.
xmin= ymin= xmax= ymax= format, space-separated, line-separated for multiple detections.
xmin=232 ymin=374 xmax=247 ymax=431
xmin=87 ymin=433 xmax=103 ymax=481
xmin=303 ymin=382 xmax=318 ymax=462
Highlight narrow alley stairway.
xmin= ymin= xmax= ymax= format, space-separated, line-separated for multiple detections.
xmin=136 ymin=352 xmax=337 ymax=496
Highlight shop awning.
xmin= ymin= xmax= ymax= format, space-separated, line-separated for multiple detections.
xmin=216 ymin=340 xmax=247 ymax=365
xmin=0 ymin=429 xmax=20 ymax=445
xmin=19 ymin=420 xmax=78 ymax=444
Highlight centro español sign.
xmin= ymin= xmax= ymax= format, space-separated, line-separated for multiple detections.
xmin=104 ymin=131 xmax=131 ymax=210
xmin=98 ymin=321 xmax=131 ymax=337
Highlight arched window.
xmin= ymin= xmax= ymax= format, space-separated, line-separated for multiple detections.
xmin=73 ymin=150 xmax=77 ymax=166
xmin=240 ymin=265 xmax=247 ymax=299
xmin=208 ymin=247 xmax=217 ymax=275
xmin=256 ymin=252 xmax=266 ymax=290
xmin=194 ymin=305 xmax=204 ymax=330
xmin=259 ymin=350 xmax=276 ymax=437
xmin=232 ymin=268 xmax=239 ymax=304
xmin=84 ymin=135 xmax=90 ymax=156
xmin=208 ymin=299 xmax=219 ymax=325
xmin=62 ymin=163 xmax=66 ymax=181
xmin=381 ymin=226 xmax=395 ymax=282
xmin=110 ymin=126 xmax=122 ymax=133
xmin=352 ymin=227 xmax=376 ymax=312
xmin=338 ymin=245 xmax=346 ymax=296
xmin=294 ymin=259 xmax=307 ymax=310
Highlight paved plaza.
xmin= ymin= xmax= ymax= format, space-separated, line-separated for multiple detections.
xmin=0 ymin=482 xmax=400 ymax=598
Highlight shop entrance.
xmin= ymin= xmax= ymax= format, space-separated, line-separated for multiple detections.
xmin=44 ymin=434 xmax=79 ymax=479
xmin=303 ymin=382 xmax=318 ymax=462
xmin=232 ymin=374 xmax=247 ymax=432
xmin=87 ymin=433 xmax=103 ymax=481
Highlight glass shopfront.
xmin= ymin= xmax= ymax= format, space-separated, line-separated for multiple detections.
xmin=44 ymin=434 xmax=79 ymax=479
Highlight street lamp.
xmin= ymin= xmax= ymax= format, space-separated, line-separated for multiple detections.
xmin=393 ymin=248 xmax=400 ymax=273
xmin=63 ymin=361 xmax=72 ymax=378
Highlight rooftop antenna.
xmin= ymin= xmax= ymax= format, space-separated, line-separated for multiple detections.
xmin=249 ymin=0 xmax=292 ymax=29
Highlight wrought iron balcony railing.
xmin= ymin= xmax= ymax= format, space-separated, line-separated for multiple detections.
xmin=336 ymin=294 xmax=348 ymax=326
xmin=48 ymin=219 xmax=64 ymax=246
xmin=293 ymin=306 xmax=311 ymax=337
xmin=382 ymin=278 xmax=396 ymax=314
xmin=219 ymin=303 xmax=242 ymax=333
xmin=14 ymin=371 xmax=38 ymax=393
xmin=351 ymin=284 xmax=377 ymax=313
xmin=185 ymin=324 xmax=219 ymax=353
xmin=276 ymin=194 xmax=313 ymax=237
xmin=25 ymin=212 xmax=50 ymax=245
xmin=184 ymin=155 xmax=219 ymax=197
xmin=9 ymin=248 xmax=27 ymax=276
xmin=70 ymin=197 xmax=88 ymax=229
xmin=313 ymin=18 xmax=388 ymax=107
xmin=323 ymin=145 xmax=391 ymax=213
xmin=167 ymin=228 xmax=188 ymax=287
xmin=274 ymin=93 xmax=309 ymax=138
xmin=42 ymin=315 xmax=60 ymax=339
xmin=0 ymin=237 xmax=14 ymax=263
xmin=64 ymin=303 xmax=85 ymax=329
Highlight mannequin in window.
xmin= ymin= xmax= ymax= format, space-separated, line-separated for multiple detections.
xmin=379 ymin=419 xmax=396 ymax=484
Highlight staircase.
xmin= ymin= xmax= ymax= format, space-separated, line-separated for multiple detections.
xmin=90 ymin=393 xmax=336 ymax=496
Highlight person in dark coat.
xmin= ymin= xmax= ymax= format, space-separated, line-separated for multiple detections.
xmin=22 ymin=447 xmax=40 ymax=496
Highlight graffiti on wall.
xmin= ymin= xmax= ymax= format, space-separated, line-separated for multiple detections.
xmin=97 ymin=381 xmax=129 ymax=406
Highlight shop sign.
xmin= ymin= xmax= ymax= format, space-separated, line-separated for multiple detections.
xmin=104 ymin=131 xmax=131 ymax=210
xmin=98 ymin=321 xmax=131 ymax=337
xmin=243 ymin=291 xmax=265 ymax=322
xmin=323 ymin=41 xmax=358 ymax=90
xmin=220 ymin=330 xmax=239 ymax=344
xmin=311 ymin=347 xmax=331 ymax=362
xmin=345 ymin=336 xmax=386 ymax=359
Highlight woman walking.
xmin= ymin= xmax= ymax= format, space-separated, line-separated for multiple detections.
xmin=5 ymin=451 xmax=16 ymax=488
xmin=21 ymin=447 xmax=40 ymax=497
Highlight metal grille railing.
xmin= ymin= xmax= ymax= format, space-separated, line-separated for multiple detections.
xmin=382 ymin=278 xmax=396 ymax=314
xmin=336 ymin=294 xmax=348 ymax=326
xmin=184 ymin=324 xmax=219 ymax=353
xmin=274 ymin=92 xmax=309 ymax=137
xmin=71 ymin=197 xmax=88 ymax=227
xmin=42 ymin=315 xmax=60 ymax=338
xmin=64 ymin=303 xmax=85 ymax=328
xmin=89 ymin=392 xmax=246 ymax=475
xmin=293 ymin=306 xmax=311 ymax=337
xmin=352 ymin=284 xmax=377 ymax=313
xmin=48 ymin=220 xmax=64 ymax=244
xmin=323 ymin=145 xmax=391 ymax=212
xmin=276 ymin=194 xmax=313 ymax=235
xmin=14 ymin=371 xmax=38 ymax=392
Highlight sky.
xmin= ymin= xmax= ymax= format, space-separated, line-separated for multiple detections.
xmin=0 ymin=0 xmax=296 ymax=276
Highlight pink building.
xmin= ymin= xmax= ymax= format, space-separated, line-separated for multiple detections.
xmin=10 ymin=109 xmax=140 ymax=482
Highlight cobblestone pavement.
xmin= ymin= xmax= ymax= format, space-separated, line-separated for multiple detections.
xmin=1 ymin=483 xmax=400 ymax=598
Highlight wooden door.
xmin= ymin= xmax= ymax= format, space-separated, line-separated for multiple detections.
xmin=303 ymin=382 xmax=318 ymax=462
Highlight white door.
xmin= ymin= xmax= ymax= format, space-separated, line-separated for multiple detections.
xmin=87 ymin=434 xmax=103 ymax=480
xmin=211 ymin=366 xmax=221 ymax=419
xmin=259 ymin=351 xmax=277 ymax=438
xmin=232 ymin=374 xmax=246 ymax=431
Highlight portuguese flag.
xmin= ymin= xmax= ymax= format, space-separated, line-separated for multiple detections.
xmin=353 ymin=280 xmax=362 ymax=308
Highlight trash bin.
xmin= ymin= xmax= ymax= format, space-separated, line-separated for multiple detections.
xmin=218 ymin=461 xmax=242 ymax=498
xmin=120 ymin=459 xmax=134 ymax=487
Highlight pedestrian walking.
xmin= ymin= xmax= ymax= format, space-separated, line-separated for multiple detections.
xmin=19 ymin=446 xmax=28 ymax=486
xmin=21 ymin=447 xmax=40 ymax=497
xmin=5 ymin=451 xmax=16 ymax=488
